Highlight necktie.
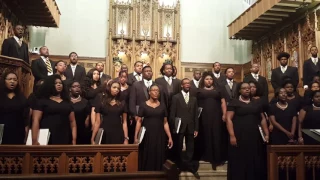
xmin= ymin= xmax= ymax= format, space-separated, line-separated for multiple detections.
xmin=313 ymin=58 xmax=317 ymax=65
xmin=184 ymin=94 xmax=189 ymax=104
xmin=18 ymin=39 xmax=22 ymax=47
xmin=168 ymin=77 xmax=172 ymax=85
xmin=281 ymin=67 xmax=285 ymax=73
xmin=72 ymin=66 xmax=75 ymax=76
xmin=228 ymin=81 xmax=233 ymax=89
xmin=254 ymin=74 xmax=259 ymax=81
xmin=216 ymin=74 xmax=220 ymax=78
xmin=136 ymin=74 xmax=141 ymax=81
xmin=45 ymin=58 xmax=53 ymax=73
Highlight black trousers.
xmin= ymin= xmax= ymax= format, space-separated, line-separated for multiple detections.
xmin=176 ymin=131 xmax=195 ymax=171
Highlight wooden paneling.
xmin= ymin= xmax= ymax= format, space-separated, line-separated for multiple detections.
xmin=0 ymin=145 xmax=138 ymax=175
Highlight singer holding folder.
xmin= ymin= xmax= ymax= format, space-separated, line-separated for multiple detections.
xmin=134 ymin=84 xmax=173 ymax=171
xmin=170 ymin=78 xmax=200 ymax=178
xmin=226 ymin=82 xmax=269 ymax=180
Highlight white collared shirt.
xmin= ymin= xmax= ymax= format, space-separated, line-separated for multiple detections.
xmin=226 ymin=79 xmax=233 ymax=84
xmin=214 ymin=72 xmax=221 ymax=78
xmin=164 ymin=75 xmax=172 ymax=84
xmin=100 ymin=72 xmax=103 ymax=78
xmin=181 ymin=90 xmax=189 ymax=98
xmin=312 ymin=57 xmax=318 ymax=64
xmin=133 ymin=71 xmax=142 ymax=81
xmin=143 ymin=79 xmax=152 ymax=88
xmin=41 ymin=56 xmax=53 ymax=76
xmin=193 ymin=79 xmax=200 ymax=88
xmin=13 ymin=36 xmax=23 ymax=45
xmin=281 ymin=65 xmax=287 ymax=73
xmin=251 ymin=73 xmax=259 ymax=80
xmin=70 ymin=64 xmax=77 ymax=76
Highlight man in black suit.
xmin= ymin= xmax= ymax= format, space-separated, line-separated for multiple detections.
xmin=271 ymin=52 xmax=299 ymax=90
xmin=170 ymin=78 xmax=200 ymax=179
xmin=31 ymin=46 xmax=55 ymax=88
xmin=190 ymin=70 xmax=201 ymax=97
xmin=127 ymin=61 xmax=143 ymax=86
xmin=303 ymin=46 xmax=320 ymax=90
xmin=1 ymin=24 xmax=29 ymax=64
xmin=155 ymin=63 xmax=181 ymax=111
xmin=243 ymin=63 xmax=269 ymax=98
xmin=212 ymin=62 xmax=226 ymax=88
xmin=129 ymin=65 xmax=164 ymax=117
xmin=65 ymin=52 xmax=86 ymax=85
xmin=95 ymin=62 xmax=111 ymax=81
xmin=222 ymin=67 xmax=238 ymax=103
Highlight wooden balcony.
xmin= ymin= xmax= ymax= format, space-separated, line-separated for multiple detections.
xmin=3 ymin=0 xmax=61 ymax=27
xmin=228 ymin=0 xmax=320 ymax=40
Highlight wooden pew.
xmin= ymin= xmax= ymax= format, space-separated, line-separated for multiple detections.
xmin=268 ymin=145 xmax=320 ymax=180
xmin=0 ymin=145 xmax=179 ymax=180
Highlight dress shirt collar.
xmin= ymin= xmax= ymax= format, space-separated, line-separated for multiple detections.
xmin=281 ymin=65 xmax=287 ymax=72
xmin=70 ymin=64 xmax=77 ymax=68
xmin=164 ymin=75 xmax=172 ymax=82
xmin=13 ymin=36 xmax=23 ymax=42
xmin=251 ymin=73 xmax=259 ymax=78
xmin=312 ymin=57 xmax=318 ymax=62
xmin=133 ymin=71 xmax=141 ymax=76
xmin=227 ymin=79 xmax=233 ymax=83
xmin=214 ymin=72 xmax=220 ymax=78
xmin=41 ymin=56 xmax=49 ymax=61
xmin=143 ymin=79 xmax=152 ymax=86
xmin=193 ymin=79 xmax=200 ymax=88
xmin=181 ymin=90 xmax=189 ymax=97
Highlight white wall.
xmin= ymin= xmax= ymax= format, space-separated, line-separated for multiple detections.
xmin=29 ymin=0 xmax=108 ymax=58
xmin=180 ymin=0 xmax=252 ymax=64
xmin=29 ymin=0 xmax=251 ymax=64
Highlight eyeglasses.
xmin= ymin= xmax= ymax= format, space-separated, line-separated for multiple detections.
xmin=5 ymin=78 xmax=18 ymax=82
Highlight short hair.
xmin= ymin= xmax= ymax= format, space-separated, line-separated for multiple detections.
xmin=277 ymin=52 xmax=290 ymax=60
xmin=68 ymin=52 xmax=78 ymax=58
xmin=309 ymin=81 xmax=320 ymax=88
xmin=248 ymin=80 xmax=262 ymax=97
xmin=134 ymin=61 xmax=143 ymax=66
xmin=181 ymin=78 xmax=190 ymax=85
xmin=274 ymin=88 xmax=285 ymax=99
xmin=39 ymin=46 xmax=47 ymax=52
xmin=55 ymin=60 xmax=66 ymax=66
xmin=312 ymin=90 xmax=320 ymax=98
xmin=224 ymin=67 xmax=234 ymax=74
xmin=142 ymin=65 xmax=152 ymax=71
xmin=282 ymin=79 xmax=296 ymax=92
xmin=212 ymin=62 xmax=220 ymax=67
xmin=118 ymin=70 xmax=128 ymax=77
xmin=310 ymin=46 xmax=318 ymax=51
xmin=14 ymin=24 xmax=23 ymax=28
xmin=96 ymin=62 xmax=104 ymax=66
xmin=0 ymin=71 xmax=20 ymax=98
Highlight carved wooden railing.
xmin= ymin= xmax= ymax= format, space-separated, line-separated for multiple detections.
xmin=0 ymin=145 xmax=138 ymax=175
xmin=268 ymin=145 xmax=320 ymax=180
xmin=0 ymin=55 xmax=33 ymax=97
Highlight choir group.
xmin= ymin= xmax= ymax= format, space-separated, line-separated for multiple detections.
xmin=1 ymin=44 xmax=320 ymax=180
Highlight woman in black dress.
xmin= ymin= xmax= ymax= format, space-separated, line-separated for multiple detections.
xmin=249 ymin=81 xmax=273 ymax=133
xmin=70 ymin=81 xmax=90 ymax=144
xmin=134 ymin=84 xmax=173 ymax=171
xmin=269 ymin=88 xmax=297 ymax=145
xmin=83 ymin=69 xmax=101 ymax=127
xmin=32 ymin=75 xmax=77 ymax=145
xmin=91 ymin=80 xmax=129 ymax=144
xmin=226 ymin=82 xmax=269 ymax=180
xmin=118 ymin=70 xmax=134 ymax=143
xmin=0 ymin=71 xmax=29 ymax=144
xmin=195 ymin=71 xmax=227 ymax=165
xmin=298 ymin=90 xmax=320 ymax=145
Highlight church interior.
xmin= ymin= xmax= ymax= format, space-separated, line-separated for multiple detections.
xmin=0 ymin=0 xmax=320 ymax=179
